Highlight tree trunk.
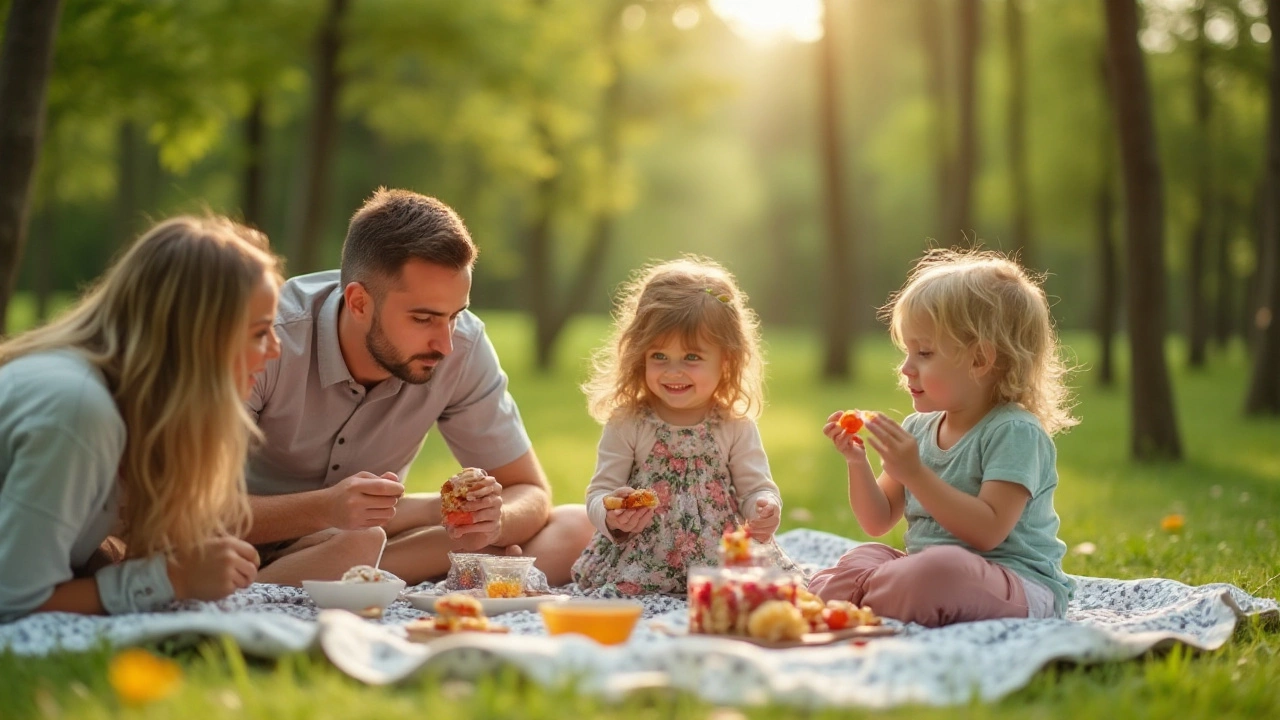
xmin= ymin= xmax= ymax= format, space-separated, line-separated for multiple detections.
xmin=1006 ymin=0 xmax=1034 ymax=267
xmin=115 ymin=121 xmax=141 ymax=249
xmin=947 ymin=0 xmax=981 ymax=243
xmin=531 ymin=3 xmax=627 ymax=371
xmin=1102 ymin=0 xmax=1182 ymax=459
xmin=31 ymin=203 xmax=54 ymax=324
xmin=920 ymin=0 xmax=952 ymax=241
xmin=1211 ymin=195 xmax=1234 ymax=349
xmin=243 ymin=93 xmax=267 ymax=230
xmin=1187 ymin=6 xmax=1212 ymax=368
xmin=818 ymin=0 xmax=856 ymax=379
xmin=1244 ymin=0 xmax=1280 ymax=414
xmin=1096 ymin=53 xmax=1119 ymax=387
xmin=287 ymin=0 xmax=348 ymax=275
xmin=0 ymin=0 xmax=64 ymax=336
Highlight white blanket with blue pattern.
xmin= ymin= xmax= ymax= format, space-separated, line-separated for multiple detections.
xmin=2 ymin=530 xmax=1275 ymax=707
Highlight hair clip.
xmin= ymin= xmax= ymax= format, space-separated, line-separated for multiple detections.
xmin=704 ymin=287 xmax=731 ymax=304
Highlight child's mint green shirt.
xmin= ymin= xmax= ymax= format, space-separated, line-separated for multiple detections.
xmin=901 ymin=405 xmax=1074 ymax=616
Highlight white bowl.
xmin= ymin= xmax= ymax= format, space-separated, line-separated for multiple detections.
xmin=302 ymin=578 xmax=407 ymax=612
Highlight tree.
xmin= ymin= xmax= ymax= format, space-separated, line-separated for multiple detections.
xmin=1244 ymin=1 xmax=1280 ymax=415
xmin=1101 ymin=0 xmax=1182 ymax=459
xmin=287 ymin=0 xmax=349 ymax=275
xmin=0 ymin=0 xmax=64 ymax=335
xmin=1186 ymin=4 xmax=1213 ymax=368
xmin=919 ymin=0 xmax=952 ymax=241
xmin=1096 ymin=54 xmax=1119 ymax=387
xmin=818 ymin=0 xmax=857 ymax=379
xmin=947 ymin=0 xmax=981 ymax=241
xmin=1007 ymin=0 xmax=1034 ymax=267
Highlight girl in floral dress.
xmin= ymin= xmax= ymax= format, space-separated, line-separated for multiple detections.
xmin=571 ymin=256 xmax=797 ymax=595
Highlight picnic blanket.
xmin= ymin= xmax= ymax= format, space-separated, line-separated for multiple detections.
xmin=2 ymin=529 xmax=1276 ymax=708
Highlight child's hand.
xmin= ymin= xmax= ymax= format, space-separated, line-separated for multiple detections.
xmin=864 ymin=413 xmax=924 ymax=485
xmin=746 ymin=496 xmax=780 ymax=542
xmin=823 ymin=411 xmax=867 ymax=463
xmin=604 ymin=487 xmax=655 ymax=534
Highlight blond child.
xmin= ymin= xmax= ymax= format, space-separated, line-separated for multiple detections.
xmin=809 ymin=248 xmax=1076 ymax=626
xmin=572 ymin=257 xmax=796 ymax=594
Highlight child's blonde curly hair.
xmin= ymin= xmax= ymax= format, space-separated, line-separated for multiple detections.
xmin=879 ymin=248 xmax=1078 ymax=435
xmin=584 ymin=256 xmax=765 ymax=423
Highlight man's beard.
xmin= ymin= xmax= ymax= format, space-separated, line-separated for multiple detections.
xmin=365 ymin=314 xmax=444 ymax=385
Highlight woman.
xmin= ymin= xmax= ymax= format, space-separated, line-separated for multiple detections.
xmin=0 ymin=215 xmax=281 ymax=621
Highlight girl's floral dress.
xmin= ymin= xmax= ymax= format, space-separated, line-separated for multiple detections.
xmin=572 ymin=409 xmax=797 ymax=594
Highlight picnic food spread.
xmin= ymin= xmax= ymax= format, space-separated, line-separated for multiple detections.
xmin=602 ymin=488 xmax=658 ymax=510
xmin=688 ymin=566 xmax=881 ymax=641
xmin=441 ymin=467 xmax=487 ymax=526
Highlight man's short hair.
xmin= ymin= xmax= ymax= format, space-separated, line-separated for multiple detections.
xmin=340 ymin=188 xmax=478 ymax=296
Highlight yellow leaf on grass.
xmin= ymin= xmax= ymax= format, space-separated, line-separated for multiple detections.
xmin=1160 ymin=514 xmax=1185 ymax=533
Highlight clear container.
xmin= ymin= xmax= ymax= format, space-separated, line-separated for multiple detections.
xmin=687 ymin=565 xmax=802 ymax=636
xmin=480 ymin=556 xmax=537 ymax=598
xmin=445 ymin=552 xmax=487 ymax=591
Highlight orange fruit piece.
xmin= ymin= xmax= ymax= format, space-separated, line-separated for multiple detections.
xmin=444 ymin=510 xmax=474 ymax=526
xmin=838 ymin=410 xmax=864 ymax=434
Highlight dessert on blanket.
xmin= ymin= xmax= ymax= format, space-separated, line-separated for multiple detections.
xmin=340 ymin=564 xmax=398 ymax=584
xmin=406 ymin=593 xmax=508 ymax=638
xmin=441 ymin=467 xmax=487 ymax=526
xmin=481 ymin=556 xmax=536 ymax=598
xmin=602 ymin=488 xmax=658 ymax=511
xmin=688 ymin=566 xmax=880 ymax=639
xmin=445 ymin=552 xmax=486 ymax=590
xmin=719 ymin=524 xmax=753 ymax=566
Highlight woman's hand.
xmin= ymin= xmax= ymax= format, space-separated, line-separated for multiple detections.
xmin=167 ymin=536 xmax=259 ymax=601
xmin=746 ymin=496 xmax=780 ymax=542
xmin=603 ymin=487 xmax=655 ymax=534
xmin=824 ymin=411 xmax=867 ymax=464
xmin=864 ymin=414 xmax=924 ymax=487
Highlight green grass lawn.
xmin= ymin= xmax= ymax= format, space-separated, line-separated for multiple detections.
xmin=3 ymin=306 xmax=1279 ymax=719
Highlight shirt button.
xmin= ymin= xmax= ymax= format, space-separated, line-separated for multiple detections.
xmin=332 ymin=464 xmax=340 ymax=471
xmin=338 ymin=438 xmax=345 ymax=445
xmin=351 ymin=388 xmax=358 ymax=395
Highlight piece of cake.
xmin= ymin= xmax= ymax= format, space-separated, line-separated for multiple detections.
xmin=441 ymin=467 xmax=487 ymax=526
xmin=602 ymin=488 xmax=658 ymax=510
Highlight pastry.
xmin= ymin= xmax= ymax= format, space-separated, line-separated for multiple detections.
xmin=602 ymin=488 xmax=658 ymax=510
xmin=441 ymin=467 xmax=487 ymax=526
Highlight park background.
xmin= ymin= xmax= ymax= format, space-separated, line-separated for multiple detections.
xmin=2 ymin=1 xmax=1279 ymax=718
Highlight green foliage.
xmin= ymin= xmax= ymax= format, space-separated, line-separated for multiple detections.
xmin=1 ymin=312 xmax=1277 ymax=719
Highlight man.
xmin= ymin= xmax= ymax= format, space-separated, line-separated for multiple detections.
xmin=246 ymin=188 xmax=594 ymax=586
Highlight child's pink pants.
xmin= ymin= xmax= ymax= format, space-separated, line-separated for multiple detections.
xmin=807 ymin=543 xmax=1028 ymax=627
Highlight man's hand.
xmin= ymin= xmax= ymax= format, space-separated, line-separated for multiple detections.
xmin=604 ymin=487 xmax=656 ymax=534
xmin=446 ymin=474 xmax=505 ymax=550
xmin=323 ymin=472 xmax=404 ymax=530
xmin=168 ymin=536 xmax=258 ymax=601
xmin=746 ymin=496 xmax=780 ymax=542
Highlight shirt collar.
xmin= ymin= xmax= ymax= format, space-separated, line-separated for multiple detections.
xmin=317 ymin=287 xmax=355 ymax=389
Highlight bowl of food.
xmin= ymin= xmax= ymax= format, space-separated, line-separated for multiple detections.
xmin=302 ymin=565 xmax=406 ymax=613
xmin=538 ymin=599 xmax=644 ymax=645
xmin=480 ymin=556 xmax=536 ymax=598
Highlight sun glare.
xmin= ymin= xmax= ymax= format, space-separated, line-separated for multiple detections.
xmin=709 ymin=0 xmax=824 ymax=44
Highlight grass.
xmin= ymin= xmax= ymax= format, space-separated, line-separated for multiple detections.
xmin=3 ymin=304 xmax=1279 ymax=719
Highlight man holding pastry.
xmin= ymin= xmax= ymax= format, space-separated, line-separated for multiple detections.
xmin=245 ymin=188 xmax=594 ymax=586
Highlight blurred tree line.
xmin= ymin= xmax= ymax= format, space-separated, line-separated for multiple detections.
xmin=1 ymin=0 xmax=1278 ymax=459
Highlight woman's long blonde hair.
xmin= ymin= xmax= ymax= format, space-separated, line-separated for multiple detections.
xmin=880 ymin=248 xmax=1078 ymax=435
xmin=0 ymin=216 xmax=282 ymax=558
xmin=584 ymin=256 xmax=765 ymax=423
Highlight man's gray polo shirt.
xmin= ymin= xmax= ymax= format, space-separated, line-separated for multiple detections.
xmin=247 ymin=271 xmax=532 ymax=496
